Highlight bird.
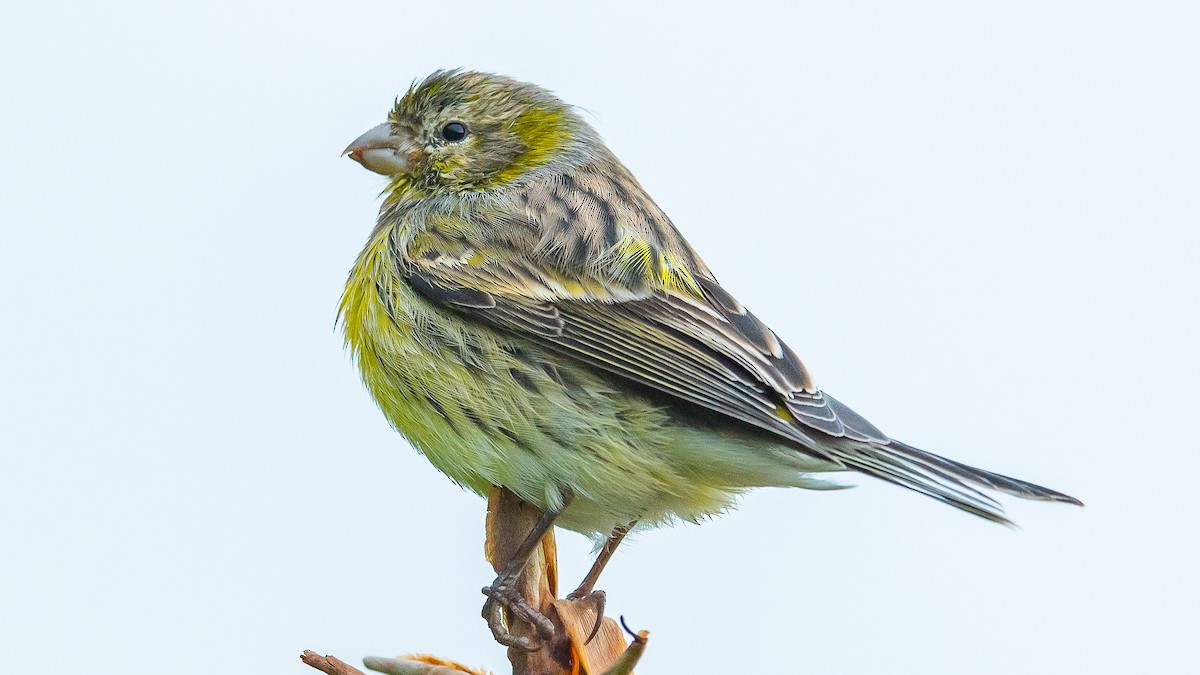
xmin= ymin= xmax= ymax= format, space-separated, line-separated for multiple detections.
xmin=339 ymin=69 xmax=1081 ymax=650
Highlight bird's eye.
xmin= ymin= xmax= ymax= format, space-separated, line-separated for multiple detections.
xmin=441 ymin=121 xmax=468 ymax=142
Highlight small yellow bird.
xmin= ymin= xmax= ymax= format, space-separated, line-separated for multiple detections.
xmin=340 ymin=70 xmax=1080 ymax=649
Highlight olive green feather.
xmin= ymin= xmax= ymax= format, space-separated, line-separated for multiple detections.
xmin=340 ymin=70 xmax=1081 ymax=537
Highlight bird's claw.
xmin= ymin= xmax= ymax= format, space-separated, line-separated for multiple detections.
xmin=565 ymin=589 xmax=607 ymax=645
xmin=481 ymin=583 xmax=555 ymax=651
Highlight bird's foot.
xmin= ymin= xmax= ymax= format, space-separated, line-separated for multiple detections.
xmin=564 ymin=588 xmax=607 ymax=645
xmin=481 ymin=579 xmax=555 ymax=651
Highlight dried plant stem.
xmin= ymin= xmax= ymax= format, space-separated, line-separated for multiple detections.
xmin=302 ymin=487 xmax=649 ymax=675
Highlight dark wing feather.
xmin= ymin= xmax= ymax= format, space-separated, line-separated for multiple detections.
xmin=408 ymin=268 xmax=822 ymax=450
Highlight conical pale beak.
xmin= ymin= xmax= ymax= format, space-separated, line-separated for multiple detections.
xmin=343 ymin=123 xmax=414 ymax=176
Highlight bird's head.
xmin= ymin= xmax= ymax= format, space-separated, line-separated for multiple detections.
xmin=344 ymin=70 xmax=592 ymax=201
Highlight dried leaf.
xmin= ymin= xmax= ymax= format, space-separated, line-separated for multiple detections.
xmin=364 ymin=654 xmax=494 ymax=675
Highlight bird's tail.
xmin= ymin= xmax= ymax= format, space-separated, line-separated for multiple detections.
xmin=829 ymin=438 xmax=1083 ymax=526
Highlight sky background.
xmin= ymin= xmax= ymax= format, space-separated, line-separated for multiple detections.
xmin=2 ymin=2 xmax=1197 ymax=673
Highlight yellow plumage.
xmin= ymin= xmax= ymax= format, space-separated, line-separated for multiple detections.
xmin=340 ymin=217 xmax=836 ymax=537
xmin=340 ymin=69 xmax=1080 ymax=539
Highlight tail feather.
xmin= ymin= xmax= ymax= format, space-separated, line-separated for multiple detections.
xmin=825 ymin=438 xmax=1082 ymax=525
xmin=886 ymin=440 xmax=1084 ymax=506
xmin=844 ymin=449 xmax=1014 ymax=525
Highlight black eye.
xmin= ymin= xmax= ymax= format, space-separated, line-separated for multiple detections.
xmin=441 ymin=121 xmax=468 ymax=142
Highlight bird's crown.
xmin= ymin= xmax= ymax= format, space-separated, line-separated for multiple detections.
xmin=346 ymin=70 xmax=596 ymax=201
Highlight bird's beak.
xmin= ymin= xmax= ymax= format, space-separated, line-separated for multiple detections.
xmin=343 ymin=123 xmax=416 ymax=176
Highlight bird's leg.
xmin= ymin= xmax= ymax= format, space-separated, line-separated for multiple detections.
xmin=481 ymin=491 xmax=572 ymax=651
xmin=564 ymin=521 xmax=634 ymax=644
xmin=567 ymin=522 xmax=633 ymax=600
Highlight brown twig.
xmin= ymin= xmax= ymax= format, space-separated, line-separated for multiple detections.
xmin=301 ymin=487 xmax=648 ymax=674
xmin=301 ymin=650 xmax=366 ymax=675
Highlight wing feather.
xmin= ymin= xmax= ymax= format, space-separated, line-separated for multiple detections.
xmin=408 ymin=268 xmax=819 ymax=448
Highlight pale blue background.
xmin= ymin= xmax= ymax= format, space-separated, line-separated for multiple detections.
xmin=2 ymin=2 xmax=1196 ymax=673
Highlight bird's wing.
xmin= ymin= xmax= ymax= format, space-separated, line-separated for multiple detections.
xmin=402 ymin=245 xmax=1083 ymax=521
xmin=393 ymin=178 xmax=1082 ymax=523
xmin=401 ymin=229 xmax=887 ymax=453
